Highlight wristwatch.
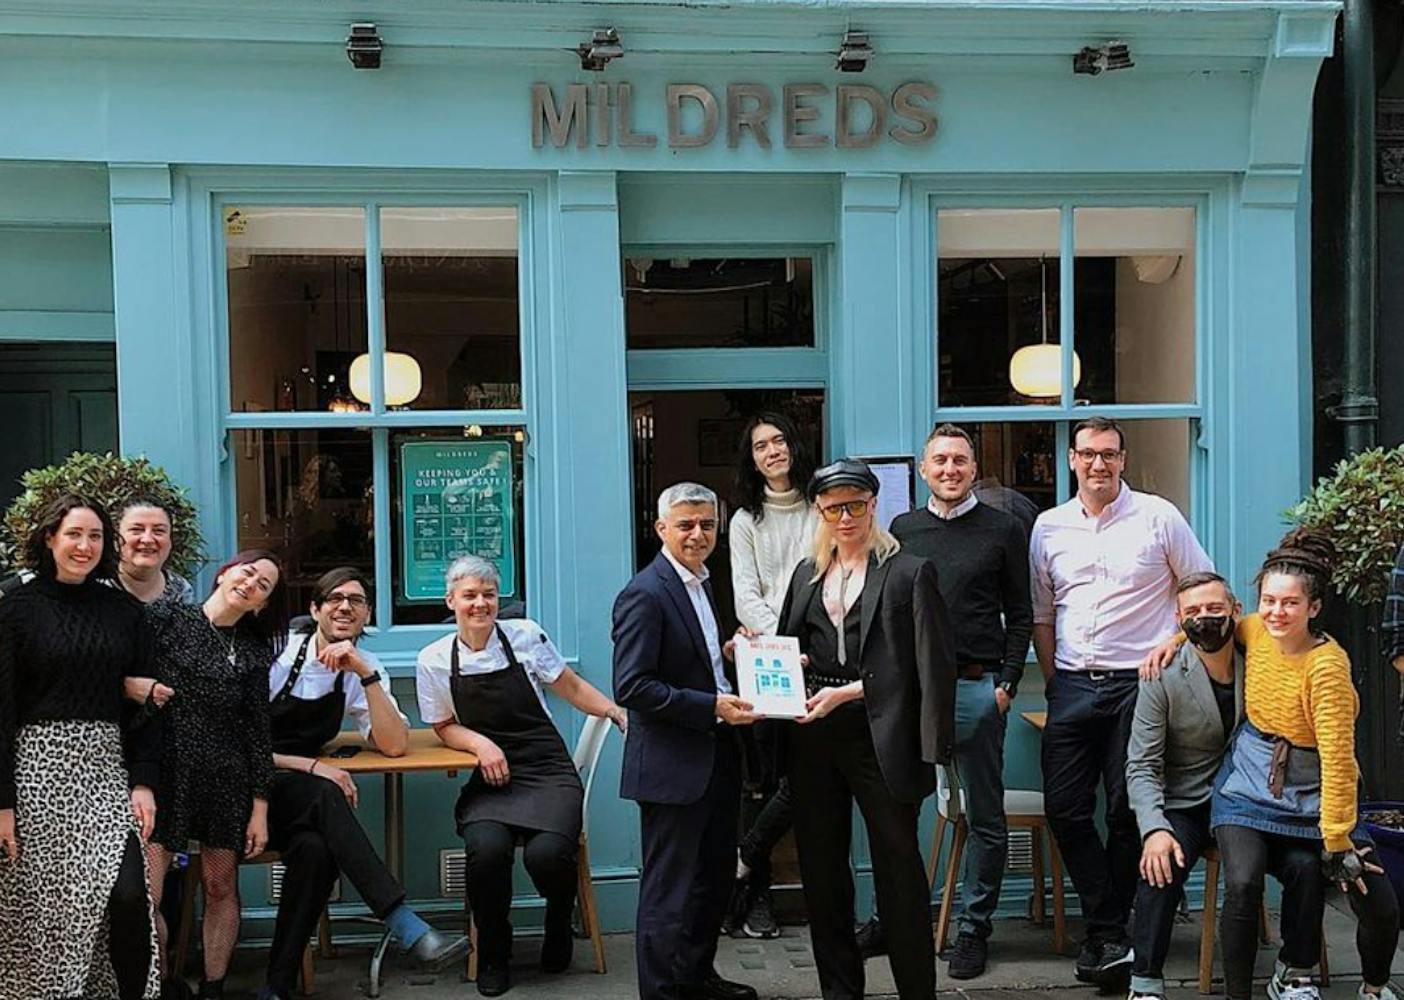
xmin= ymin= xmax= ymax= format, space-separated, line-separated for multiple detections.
xmin=360 ymin=670 xmax=383 ymax=688
xmin=998 ymin=681 xmax=1016 ymax=699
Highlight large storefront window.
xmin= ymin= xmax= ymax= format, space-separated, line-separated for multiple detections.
xmin=935 ymin=204 xmax=1200 ymax=519
xmin=224 ymin=200 xmax=528 ymax=629
xmin=624 ymin=256 xmax=815 ymax=349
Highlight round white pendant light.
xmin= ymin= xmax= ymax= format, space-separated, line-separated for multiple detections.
xmin=350 ymin=351 xmax=422 ymax=406
xmin=1009 ymin=344 xmax=1082 ymax=398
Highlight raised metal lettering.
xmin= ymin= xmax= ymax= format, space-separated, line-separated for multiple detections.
xmin=667 ymin=84 xmax=720 ymax=148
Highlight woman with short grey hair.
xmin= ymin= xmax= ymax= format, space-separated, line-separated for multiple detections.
xmin=416 ymin=556 xmax=625 ymax=996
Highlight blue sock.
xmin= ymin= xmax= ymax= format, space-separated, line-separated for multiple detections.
xmin=384 ymin=903 xmax=431 ymax=949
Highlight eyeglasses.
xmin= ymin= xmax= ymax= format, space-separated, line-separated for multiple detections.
xmin=1073 ymin=448 xmax=1124 ymax=465
xmin=322 ymin=592 xmax=369 ymax=609
xmin=672 ymin=519 xmax=718 ymax=534
xmin=818 ymin=500 xmax=870 ymax=522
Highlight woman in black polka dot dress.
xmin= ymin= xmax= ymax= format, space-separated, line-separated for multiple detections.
xmin=139 ymin=550 xmax=287 ymax=1000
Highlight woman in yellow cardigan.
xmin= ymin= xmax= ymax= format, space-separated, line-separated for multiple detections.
xmin=1148 ymin=528 xmax=1397 ymax=1000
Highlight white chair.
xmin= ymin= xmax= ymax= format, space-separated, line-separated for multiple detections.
xmin=927 ymin=764 xmax=1066 ymax=955
xmin=466 ymin=713 xmax=613 ymax=979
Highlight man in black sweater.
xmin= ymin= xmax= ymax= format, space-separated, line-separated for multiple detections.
xmin=891 ymin=423 xmax=1033 ymax=980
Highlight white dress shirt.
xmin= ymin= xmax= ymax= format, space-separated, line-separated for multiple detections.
xmin=1029 ymin=484 xmax=1213 ymax=673
xmin=416 ymin=619 xmax=568 ymax=726
xmin=269 ymin=631 xmax=407 ymax=742
xmin=927 ymin=492 xmax=979 ymax=520
xmin=661 ymin=549 xmax=732 ymax=695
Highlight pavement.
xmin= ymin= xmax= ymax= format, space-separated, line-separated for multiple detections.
xmin=212 ymin=899 xmax=1389 ymax=999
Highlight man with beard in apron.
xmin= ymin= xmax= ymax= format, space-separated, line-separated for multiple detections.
xmin=259 ymin=567 xmax=470 ymax=1000
xmin=417 ymin=555 xmax=626 ymax=997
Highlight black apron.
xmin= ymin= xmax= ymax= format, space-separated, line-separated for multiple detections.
xmin=449 ymin=625 xmax=583 ymax=840
xmin=270 ymin=632 xmax=348 ymax=758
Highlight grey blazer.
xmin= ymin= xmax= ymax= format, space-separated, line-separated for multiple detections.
xmin=1125 ymin=641 xmax=1244 ymax=838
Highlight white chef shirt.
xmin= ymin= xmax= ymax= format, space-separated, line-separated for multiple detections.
xmin=416 ymin=618 xmax=567 ymax=726
xmin=1029 ymin=484 xmax=1213 ymax=673
xmin=268 ymin=631 xmax=407 ymax=742
xmin=661 ymin=548 xmax=732 ymax=695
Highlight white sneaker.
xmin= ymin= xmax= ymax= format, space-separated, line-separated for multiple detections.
xmin=1361 ymin=986 xmax=1401 ymax=1000
xmin=1268 ymin=980 xmax=1320 ymax=1000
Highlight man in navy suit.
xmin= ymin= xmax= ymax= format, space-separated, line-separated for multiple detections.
xmin=613 ymin=482 xmax=759 ymax=1000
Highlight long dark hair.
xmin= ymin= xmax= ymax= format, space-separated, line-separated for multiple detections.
xmin=731 ymin=411 xmax=814 ymax=523
xmin=1255 ymin=527 xmax=1336 ymax=633
xmin=210 ymin=548 xmax=290 ymax=656
xmin=25 ymin=494 xmax=120 ymax=583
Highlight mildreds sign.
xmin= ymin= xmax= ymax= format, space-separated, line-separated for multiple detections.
xmin=530 ymin=81 xmax=938 ymax=149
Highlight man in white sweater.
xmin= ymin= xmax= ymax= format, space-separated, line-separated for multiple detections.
xmin=725 ymin=411 xmax=816 ymax=939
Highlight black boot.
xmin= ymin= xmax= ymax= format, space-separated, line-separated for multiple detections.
xmin=196 ymin=979 xmax=224 ymax=1000
xmin=540 ymin=898 xmax=575 ymax=973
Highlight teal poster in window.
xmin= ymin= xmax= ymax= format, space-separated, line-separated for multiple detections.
xmin=400 ymin=440 xmax=515 ymax=601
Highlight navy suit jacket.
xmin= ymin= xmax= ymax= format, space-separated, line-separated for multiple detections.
xmin=612 ymin=551 xmax=731 ymax=806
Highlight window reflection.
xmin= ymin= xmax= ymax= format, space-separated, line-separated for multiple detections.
xmin=625 ymin=257 xmax=815 ymax=349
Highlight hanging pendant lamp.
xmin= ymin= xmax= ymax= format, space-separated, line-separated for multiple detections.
xmin=1008 ymin=256 xmax=1081 ymax=398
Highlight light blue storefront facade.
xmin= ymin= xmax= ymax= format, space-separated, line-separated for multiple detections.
xmin=0 ymin=0 xmax=1336 ymax=936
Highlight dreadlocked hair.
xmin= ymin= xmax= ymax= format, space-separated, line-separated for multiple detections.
xmin=1255 ymin=526 xmax=1336 ymax=618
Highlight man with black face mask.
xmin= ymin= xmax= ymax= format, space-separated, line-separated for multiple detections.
xmin=1123 ymin=572 xmax=1242 ymax=1000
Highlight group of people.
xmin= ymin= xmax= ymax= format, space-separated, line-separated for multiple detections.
xmin=624 ymin=410 xmax=1399 ymax=1000
xmin=1 ymin=410 xmax=1399 ymax=1000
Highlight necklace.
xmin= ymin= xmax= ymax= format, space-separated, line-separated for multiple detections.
xmin=206 ymin=615 xmax=237 ymax=666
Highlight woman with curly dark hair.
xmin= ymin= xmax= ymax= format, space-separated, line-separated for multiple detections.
xmin=135 ymin=549 xmax=288 ymax=1000
xmin=0 ymin=494 xmax=161 ymax=999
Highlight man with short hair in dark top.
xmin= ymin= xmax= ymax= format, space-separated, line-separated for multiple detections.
xmin=891 ymin=422 xmax=1032 ymax=979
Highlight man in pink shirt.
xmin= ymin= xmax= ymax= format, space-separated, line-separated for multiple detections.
xmin=1028 ymin=416 xmax=1212 ymax=990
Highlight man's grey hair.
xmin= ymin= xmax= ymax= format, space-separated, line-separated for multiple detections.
xmin=445 ymin=554 xmax=500 ymax=593
xmin=657 ymin=482 xmax=718 ymax=521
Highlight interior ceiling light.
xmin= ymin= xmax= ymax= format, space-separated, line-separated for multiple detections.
xmin=346 ymin=23 xmax=383 ymax=70
xmin=1072 ymin=40 xmax=1133 ymax=76
xmin=577 ymin=28 xmax=623 ymax=71
xmin=350 ymin=351 xmax=422 ymax=407
xmin=1008 ymin=256 xmax=1083 ymax=399
xmin=836 ymin=30 xmax=872 ymax=73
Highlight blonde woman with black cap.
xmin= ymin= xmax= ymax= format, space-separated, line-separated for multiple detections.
xmin=775 ymin=459 xmax=957 ymax=1000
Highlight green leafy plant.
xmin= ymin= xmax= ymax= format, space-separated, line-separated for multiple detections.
xmin=1287 ymin=445 xmax=1404 ymax=606
xmin=1 ymin=452 xmax=204 ymax=577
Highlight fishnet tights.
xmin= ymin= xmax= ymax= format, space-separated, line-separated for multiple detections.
xmin=145 ymin=844 xmax=243 ymax=982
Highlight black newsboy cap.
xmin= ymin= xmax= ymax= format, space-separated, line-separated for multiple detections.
xmin=807 ymin=459 xmax=880 ymax=502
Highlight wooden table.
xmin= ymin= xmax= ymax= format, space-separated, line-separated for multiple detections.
xmin=1021 ymin=710 xmax=1047 ymax=730
xmin=318 ymin=730 xmax=477 ymax=997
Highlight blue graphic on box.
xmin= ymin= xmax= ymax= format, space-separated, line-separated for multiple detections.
xmin=753 ymin=657 xmax=794 ymax=695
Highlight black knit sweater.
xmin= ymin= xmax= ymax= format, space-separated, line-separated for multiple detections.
xmin=0 ymin=574 xmax=159 ymax=808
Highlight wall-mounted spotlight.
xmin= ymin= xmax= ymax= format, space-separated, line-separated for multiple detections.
xmin=346 ymin=23 xmax=383 ymax=69
xmin=836 ymin=30 xmax=872 ymax=73
xmin=1072 ymin=40 xmax=1133 ymax=76
xmin=577 ymin=28 xmax=623 ymax=71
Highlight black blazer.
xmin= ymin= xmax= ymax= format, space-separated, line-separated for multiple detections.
xmin=778 ymin=550 xmax=957 ymax=803
xmin=612 ymin=551 xmax=733 ymax=806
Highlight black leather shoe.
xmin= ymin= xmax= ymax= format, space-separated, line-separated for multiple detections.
xmin=680 ymin=975 xmax=759 ymax=1000
xmin=855 ymin=916 xmax=887 ymax=959
xmin=409 ymin=928 xmax=473 ymax=972
xmin=476 ymin=961 xmax=512 ymax=997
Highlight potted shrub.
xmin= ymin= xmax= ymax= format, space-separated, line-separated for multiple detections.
xmin=1 ymin=451 xmax=204 ymax=578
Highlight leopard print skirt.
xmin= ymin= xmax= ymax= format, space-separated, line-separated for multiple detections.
xmin=0 ymin=720 xmax=160 ymax=1000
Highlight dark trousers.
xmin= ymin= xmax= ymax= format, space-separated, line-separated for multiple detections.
xmin=264 ymin=771 xmax=406 ymax=995
xmin=1345 ymin=853 xmax=1400 ymax=989
xmin=1040 ymin=670 xmax=1140 ymax=944
xmin=462 ymin=820 xmax=578 ymax=966
xmin=111 ymin=830 xmax=156 ymax=999
xmin=788 ymin=707 xmax=934 ymax=1000
xmin=1129 ymin=804 xmax=1213 ymax=994
xmin=636 ymin=732 xmax=741 ymax=1000
xmin=738 ymin=722 xmax=792 ymax=888
xmin=1217 ymin=825 xmax=1325 ymax=999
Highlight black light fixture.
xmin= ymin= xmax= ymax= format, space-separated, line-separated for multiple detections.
xmin=1072 ymin=40 xmax=1133 ymax=76
xmin=577 ymin=28 xmax=623 ymax=71
xmin=836 ymin=30 xmax=872 ymax=72
xmin=346 ymin=23 xmax=383 ymax=69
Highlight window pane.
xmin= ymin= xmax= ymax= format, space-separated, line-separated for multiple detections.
xmin=624 ymin=257 xmax=815 ymax=349
xmin=226 ymin=206 xmax=367 ymax=413
xmin=960 ymin=421 xmax=1059 ymax=519
xmin=937 ymin=209 xmax=1062 ymax=406
xmin=1109 ymin=418 xmax=1194 ymax=516
xmin=390 ymin=425 xmax=526 ymax=625
xmin=379 ymin=208 xmax=521 ymax=412
xmin=1073 ymin=207 xmax=1195 ymax=405
xmin=231 ymin=428 xmax=374 ymax=614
